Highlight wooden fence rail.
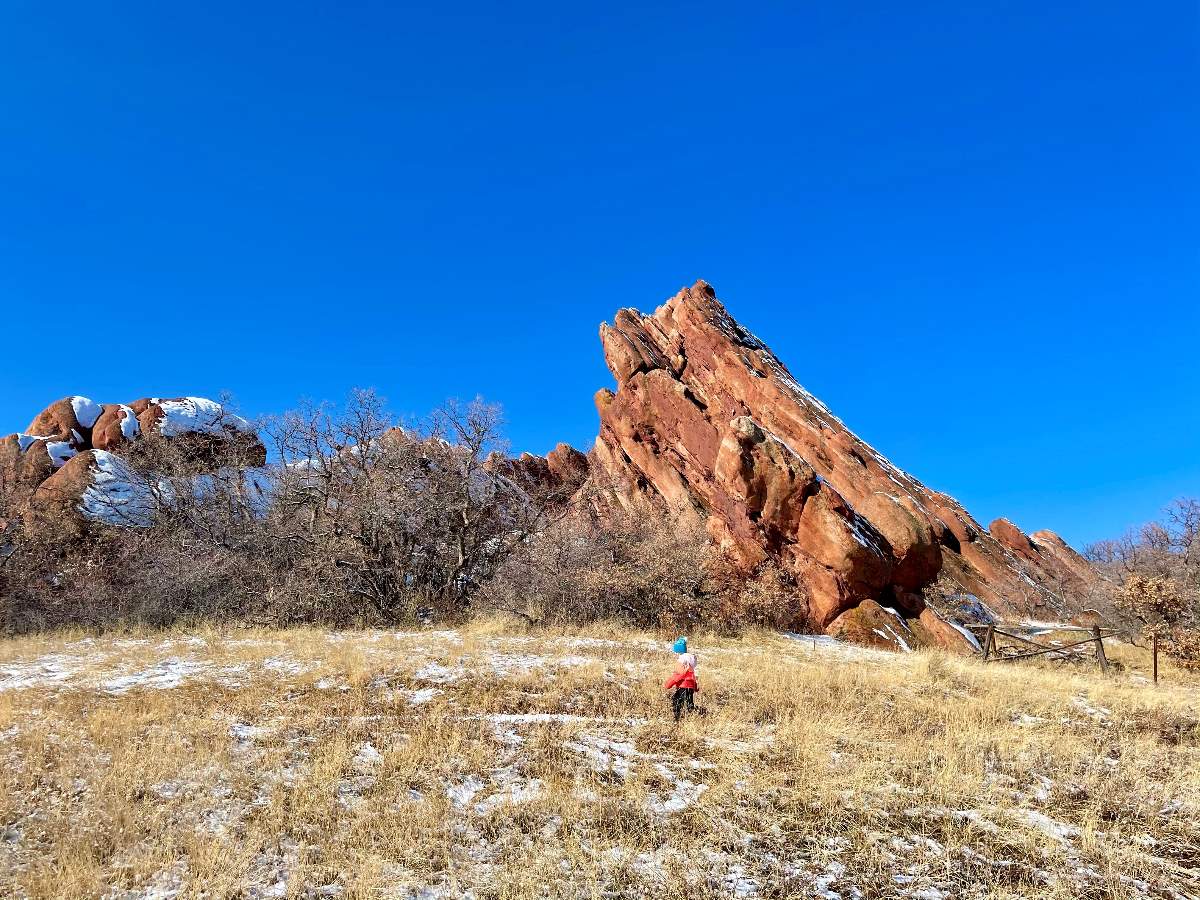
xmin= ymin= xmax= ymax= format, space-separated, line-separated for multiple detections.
xmin=967 ymin=622 xmax=1125 ymax=674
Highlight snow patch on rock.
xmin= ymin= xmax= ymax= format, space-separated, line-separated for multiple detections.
xmin=70 ymin=396 xmax=102 ymax=429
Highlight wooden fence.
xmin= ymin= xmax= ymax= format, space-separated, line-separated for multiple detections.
xmin=966 ymin=622 xmax=1147 ymax=678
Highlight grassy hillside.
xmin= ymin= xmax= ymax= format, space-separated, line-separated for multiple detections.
xmin=1 ymin=621 xmax=1197 ymax=899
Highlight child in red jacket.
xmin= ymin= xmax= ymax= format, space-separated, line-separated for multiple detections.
xmin=664 ymin=637 xmax=698 ymax=721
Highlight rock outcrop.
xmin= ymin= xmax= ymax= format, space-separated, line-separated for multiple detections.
xmin=588 ymin=280 xmax=1100 ymax=648
xmin=2 ymin=396 xmax=267 ymax=533
xmin=4 ymin=396 xmax=584 ymax=537
xmin=2 ymin=287 xmax=1101 ymax=652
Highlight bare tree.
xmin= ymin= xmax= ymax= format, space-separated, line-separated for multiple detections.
xmin=262 ymin=391 xmax=570 ymax=622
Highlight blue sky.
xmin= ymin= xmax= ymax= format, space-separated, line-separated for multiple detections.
xmin=1 ymin=2 xmax=1196 ymax=548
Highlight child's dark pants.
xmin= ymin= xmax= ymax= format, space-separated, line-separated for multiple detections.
xmin=671 ymin=688 xmax=696 ymax=721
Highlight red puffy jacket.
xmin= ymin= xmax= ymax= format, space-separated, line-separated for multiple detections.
xmin=664 ymin=667 xmax=698 ymax=691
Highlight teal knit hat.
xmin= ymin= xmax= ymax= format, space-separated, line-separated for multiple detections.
xmin=672 ymin=637 xmax=687 ymax=654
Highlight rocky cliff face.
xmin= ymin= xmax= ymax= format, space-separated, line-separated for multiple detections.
xmin=588 ymin=281 xmax=1099 ymax=649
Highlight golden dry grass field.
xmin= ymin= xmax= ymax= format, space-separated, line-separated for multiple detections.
xmin=1 ymin=619 xmax=1198 ymax=899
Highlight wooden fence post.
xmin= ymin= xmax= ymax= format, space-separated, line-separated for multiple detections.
xmin=1092 ymin=625 xmax=1109 ymax=674
xmin=981 ymin=624 xmax=995 ymax=662
xmin=1152 ymin=632 xmax=1159 ymax=685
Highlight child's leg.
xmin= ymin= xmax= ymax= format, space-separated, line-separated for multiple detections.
xmin=684 ymin=688 xmax=696 ymax=714
xmin=672 ymin=689 xmax=685 ymax=721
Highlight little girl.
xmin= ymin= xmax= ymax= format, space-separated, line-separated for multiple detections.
xmin=663 ymin=637 xmax=698 ymax=722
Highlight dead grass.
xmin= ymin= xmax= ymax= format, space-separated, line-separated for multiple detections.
xmin=1 ymin=618 xmax=1198 ymax=899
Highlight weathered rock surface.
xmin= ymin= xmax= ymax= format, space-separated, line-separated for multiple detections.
xmin=825 ymin=599 xmax=978 ymax=655
xmin=588 ymin=280 xmax=1102 ymax=648
xmin=91 ymin=404 xmax=142 ymax=451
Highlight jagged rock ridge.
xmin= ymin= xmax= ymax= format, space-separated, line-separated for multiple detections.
xmin=587 ymin=280 xmax=1100 ymax=649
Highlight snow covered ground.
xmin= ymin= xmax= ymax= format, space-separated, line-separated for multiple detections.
xmin=0 ymin=625 xmax=1196 ymax=899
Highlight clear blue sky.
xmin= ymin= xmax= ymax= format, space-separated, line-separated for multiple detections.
xmin=2 ymin=2 xmax=1197 ymax=549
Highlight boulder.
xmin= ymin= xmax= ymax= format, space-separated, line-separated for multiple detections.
xmin=989 ymin=517 xmax=1037 ymax=559
xmin=6 ymin=395 xmax=265 ymax=531
xmin=24 ymin=396 xmax=103 ymax=446
xmin=546 ymin=443 xmax=590 ymax=489
xmin=26 ymin=451 xmax=100 ymax=539
xmin=825 ymin=598 xmax=975 ymax=654
xmin=135 ymin=397 xmax=266 ymax=467
xmin=91 ymin=404 xmax=142 ymax=451
xmin=0 ymin=434 xmax=57 ymax=497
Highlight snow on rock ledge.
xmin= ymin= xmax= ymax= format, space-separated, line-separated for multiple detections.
xmin=143 ymin=397 xmax=255 ymax=438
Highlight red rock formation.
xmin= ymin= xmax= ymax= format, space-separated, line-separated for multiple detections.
xmin=825 ymin=599 xmax=978 ymax=655
xmin=485 ymin=443 xmax=590 ymax=503
xmin=0 ymin=435 xmax=56 ymax=497
xmin=588 ymin=281 xmax=1101 ymax=647
xmin=2 ymin=293 xmax=1101 ymax=652
xmin=24 ymin=396 xmax=102 ymax=447
xmin=2 ymin=396 xmax=266 ymax=531
xmin=91 ymin=404 xmax=142 ymax=451
xmin=26 ymin=451 xmax=103 ymax=539
xmin=546 ymin=443 xmax=590 ymax=488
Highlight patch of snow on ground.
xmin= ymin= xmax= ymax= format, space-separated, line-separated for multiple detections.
xmin=262 ymin=656 xmax=306 ymax=676
xmin=353 ymin=743 xmax=384 ymax=770
xmin=0 ymin=654 xmax=83 ymax=691
xmin=1071 ymin=696 xmax=1111 ymax=722
xmin=228 ymin=722 xmax=266 ymax=745
xmin=1015 ymin=809 xmax=1080 ymax=843
xmin=481 ymin=653 xmax=550 ymax=676
xmin=554 ymin=654 xmax=593 ymax=667
xmin=401 ymin=687 xmax=442 ymax=705
xmin=647 ymin=762 xmax=708 ymax=814
xmin=1011 ymin=713 xmax=1049 ymax=727
xmin=102 ymin=658 xmax=207 ymax=694
xmin=106 ymin=863 xmax=187 ymax=899
xmin=783 ymin=633 xmax=895 ymax=661
xmin=483 ymin=712 xmax=647 ymax=727
xmin=414 ymin=662 xmax=465 ymax=684
xmin=564 ymin=734 xmax=639 ymax=780
xmin=474 ymin=767 xmax=544 ymax=814
xmin=445 ymin=775 xmax=486 ymax=808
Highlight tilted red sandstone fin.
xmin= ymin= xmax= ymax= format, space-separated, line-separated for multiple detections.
xmin=587 ymin=280 xmax=1100 ymax=649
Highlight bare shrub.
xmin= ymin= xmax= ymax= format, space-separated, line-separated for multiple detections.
xmin=1 ymin=390 xmax=571 ymax=633
xmin=480 ymin=501 xmax=811 ymax=633
xmin=1087 ymin=499 xmax=1200 ymax=668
